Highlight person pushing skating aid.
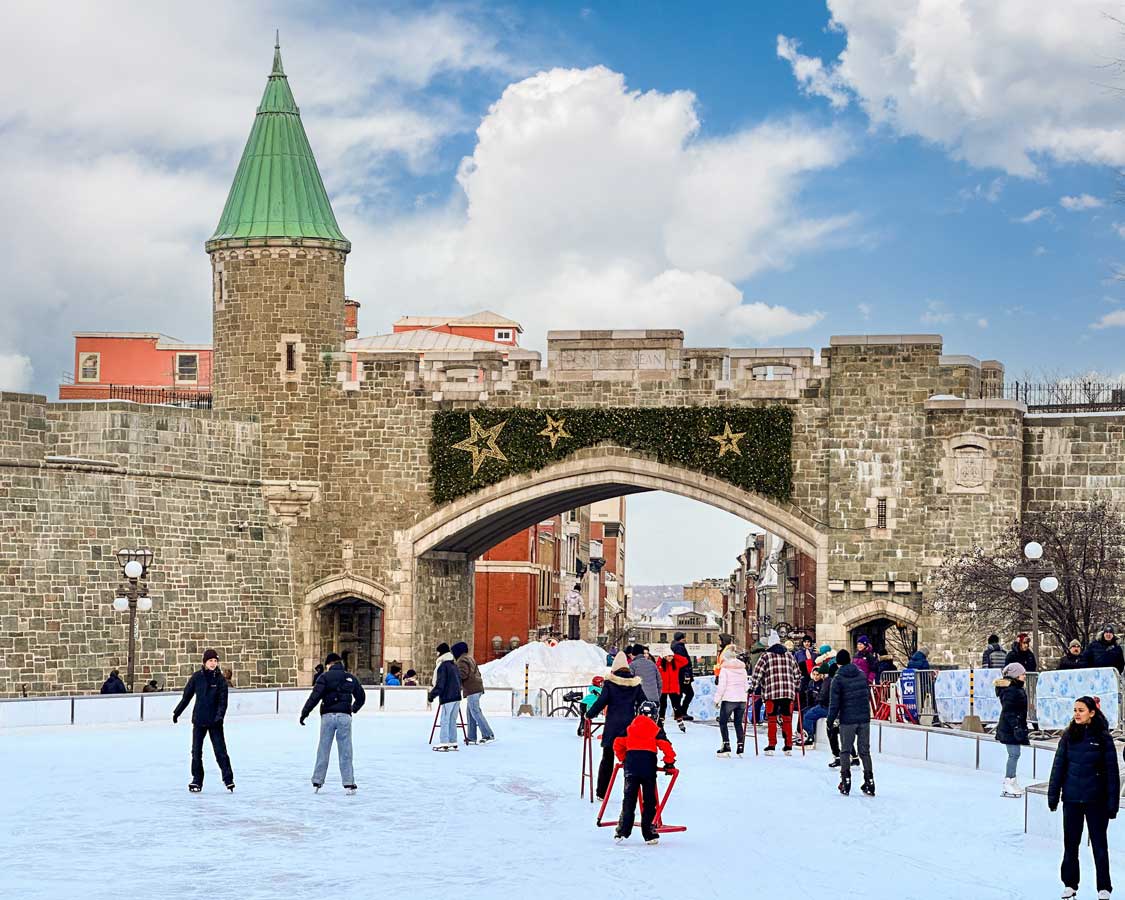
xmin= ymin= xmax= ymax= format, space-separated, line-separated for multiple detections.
xmin=612 ymin=699 xmax=676 ymax=845
xmin=173 ymin=648 xmax=234 ymax=793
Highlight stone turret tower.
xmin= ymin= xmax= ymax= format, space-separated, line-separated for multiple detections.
xmin=206 ymin=39 xmax=350 ymax=483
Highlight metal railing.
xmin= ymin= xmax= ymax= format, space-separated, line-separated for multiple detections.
xmin=998 ymin=382 xmax=1125 ymax=413
xmin=109 ymin=385 xmax=213 ymax=409
xmin=540 ymin=685 xmax=591 ymax=717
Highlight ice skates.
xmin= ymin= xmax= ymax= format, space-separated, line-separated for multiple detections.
xmin=344 ymin=785 xmax=357 ymax=795
xmin=188 ymin=783 xmax=202 ymax=793
xmin=736 ymin=741 xmax=745 ymax=757
xmin=828 ymin=756 xmax=841 ymax=768
xmin=1060 ymin=889 xmax=1076 ymax=900
xmin=838 ymin=772 xmax=851 ymax=796
xmin=1001 ymin=777 xmax=1023 ymax=798
xmin=763 ymin=745 xmax=776 ymax=756
xmin=860 ymin=777 xmax=875 ymax=797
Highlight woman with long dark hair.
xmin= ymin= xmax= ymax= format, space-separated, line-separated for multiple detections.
xmin=1048 ymin=696 xmax=1119 ymax=899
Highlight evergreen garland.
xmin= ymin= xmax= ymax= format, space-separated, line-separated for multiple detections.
xmin=430 ymin=405 xmax=793 ymax=504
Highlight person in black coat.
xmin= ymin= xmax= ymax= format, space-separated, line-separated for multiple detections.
xmin=1058 ymin=639 xmax=1088 ymax=671
xmin=1004 ymin=633 xmax=1037 ymax=672
xmin=172 ymin=648 xmax=234 ymax=792
xmin=669 ymin=633 xmax=696 ymax=721
xmin=585 ymin=651 xmax=644 ymax=800
xmin=827 ymin=650 xmax=874 ymax=795
xmin=428 ymin=642 xmax=463 ymax=750
xmin=1048 ymin=696 xmax=1119 ymax=898
xmin=1083 ymin=625 xmax=1125 ymax=673
xmin=994 ymin=663 xmax=1029 ymax=796
xmin=982 ymin=635 xmax=1007 ymax=669
xmin=300 ymin=652 xmax=365 ymax=792
xmin=99 ymin=670 xmax=127 ymax=694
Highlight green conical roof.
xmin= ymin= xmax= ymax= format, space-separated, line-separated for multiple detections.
xmin=208 ymin=39 xmax=350 ymax=250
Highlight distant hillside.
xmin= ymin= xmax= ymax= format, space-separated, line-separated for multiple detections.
xmin=628 ymin=584 xmax=683 ymax=613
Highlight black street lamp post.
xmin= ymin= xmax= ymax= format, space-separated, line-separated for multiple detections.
xmin=113 ymin=548 xmax=154 ymax=692
xmin=1010 ymin=540 xmax=1059 ymax=661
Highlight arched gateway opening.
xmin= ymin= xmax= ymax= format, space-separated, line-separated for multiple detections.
xmin=301 ymin=574 xmax=388 ymax=685
xmin=396 ymin=449 xmax=830 ymax=671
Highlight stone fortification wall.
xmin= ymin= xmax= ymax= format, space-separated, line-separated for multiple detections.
xmin=1023 ymin=413 xmax=1125 ymax=510
xmin=0 ymin=395 xmax=294 ymax=696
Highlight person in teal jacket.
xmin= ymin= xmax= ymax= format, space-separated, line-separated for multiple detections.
xmin=578 ymin=676 xmax=604 ymax=735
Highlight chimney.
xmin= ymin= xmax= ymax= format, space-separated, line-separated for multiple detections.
xmin=344 ymin=298 xmax=361 ymax=340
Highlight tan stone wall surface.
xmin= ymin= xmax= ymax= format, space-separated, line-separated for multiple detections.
xmin=0 ymin=395 xmax=294 ymax=696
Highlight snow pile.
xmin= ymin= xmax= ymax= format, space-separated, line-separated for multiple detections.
xmin=481 ymin=640 xmax=609 ymax=704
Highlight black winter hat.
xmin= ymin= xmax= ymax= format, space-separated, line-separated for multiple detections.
xmin=324 ymin=652 xmax=342 ymax=665
xmin=436 ymin=642 xmax=451 ymax=655
xmin=202 ymin=648 xmax=219 ymax=664
xmin=673 ymin=632 xmax=685 ymax=641
xmin=451 ymin=641 xmax=469 ymax=659
xmin=988 ymin=634 xmax=1000 ymax=644
xmin=836 ymin=649 xmax=852 ymax=666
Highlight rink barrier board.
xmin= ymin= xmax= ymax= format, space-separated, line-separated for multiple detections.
xmin=0 ymin=686 xmax=516 ymax=729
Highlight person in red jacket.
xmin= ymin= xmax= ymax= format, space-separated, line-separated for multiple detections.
xmin=657 ymin=652 xmax=689 ymax=732
xmin=612 ymin=700 xmax=676 ymax=844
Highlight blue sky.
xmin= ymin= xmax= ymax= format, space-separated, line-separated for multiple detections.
xmin=2 ymin=1 xmax=1124 ymax=582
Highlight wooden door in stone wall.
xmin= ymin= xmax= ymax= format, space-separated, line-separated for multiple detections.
xmin=318 ymin=598 xmax=385 ymax=683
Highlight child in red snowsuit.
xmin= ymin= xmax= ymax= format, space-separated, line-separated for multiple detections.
xmin=612 ymin=700 xmax=676 ymax=844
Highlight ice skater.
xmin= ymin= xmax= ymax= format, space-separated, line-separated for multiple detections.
xmin=748 ymin=630 xmax=801 ymax=755
xmin=429 ymin=642 xmax=463 ymax=751
xmin=713 ymin=646 xmax=748 ymax=757
xmin=172 ymin=648 xmax=234 ymax=793
xmin=452 ymin=641 xmax=494 ymax=745
xmin=612 ymin=699 xmax=676 ymax=845
xmin=994 ymin=661 xmax=1029 ymax=798
xmin=826 ymin=649 xmax=874 ymax=796
xmin=299 ymin=652 xmax=366 ymax=794
xmin=657 ymin=651 xmax=689 ymax=732
xmin=1048 ymin=696 xmax=1118 ymax=899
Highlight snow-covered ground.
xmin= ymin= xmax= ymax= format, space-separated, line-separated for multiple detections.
xmin=0 ymin=714 xmax=1072 ymax=899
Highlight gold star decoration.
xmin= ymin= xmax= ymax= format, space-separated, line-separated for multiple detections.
xmin=538 ymin=414 xmax=571 ymax=449
xmin=710 ymin=421 xmax=746 ymax=458
xmin=451 ymin=414 xmax=508 ymax=475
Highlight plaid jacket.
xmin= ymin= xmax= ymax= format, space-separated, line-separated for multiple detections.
xmin=749 ymin=648 xmax=801 ymax=701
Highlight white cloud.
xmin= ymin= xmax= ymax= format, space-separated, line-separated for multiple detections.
xmin=1092 ymin=310 xmax=1125 ymax=329
xmin=920 ymin=300 xmax=953 ymax=324
xmin=351 ymin=66 xmax=848 ymax=347
xmin=776 ymin=36 xmax=851 ymax=109
xmin=857 ymin=302 xmax=872 ymax=320
xmin=0 ymin=353 xmax=33 ymax=392
xmin=1034 ymin=245 xmax=1048 ymax=256
xmin=976 ymin=317 xmax=989 ymax=329
xmin=779 ymin=1 xmax=1125 ymax=176
xmin=1016 ymin=208 xmax=1050 ymax=224
xmin=1060 ymin=193 xmax=1103 ymax=211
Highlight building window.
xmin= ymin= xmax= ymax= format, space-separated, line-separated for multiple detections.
xmin=877 ymin=498 xmax=888 ymax=530
xmin=175 ymin=353 xmax=199 ymax=384
xmin=78 ymin=352 xmax=100 ymax=383
xmin=285 ymin=342 xmax=297 ymax=373
xmin=659 ymin=632 xmax=667 ymax=643
xmin=494 ymin=329 xmax=513 ymax=342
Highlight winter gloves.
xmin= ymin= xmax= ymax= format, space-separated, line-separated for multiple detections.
xmin=172 ymin=713 xmax=179 ymax=724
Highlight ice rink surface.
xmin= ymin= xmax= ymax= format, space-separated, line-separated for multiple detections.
xmin=1 ymin=713 xmax=1073 ymax=899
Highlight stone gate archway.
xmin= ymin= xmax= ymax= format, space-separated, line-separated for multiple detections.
xmin=392 ymin=448 xmax=829 ymax=671
xmin=301 ymin=574 xmax=389 ymax=686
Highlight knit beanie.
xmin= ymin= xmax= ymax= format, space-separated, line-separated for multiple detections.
xmin=451 ymin=641 xmax=469 ymax=659
xmin=819 ymin=644 xmax=831 ymax=655
xmin=324 ymin=652 xmax=342 ymax=665
xmin=202 ymin=648 xmax=219 ymax=664
xmin=836 ymin=649 xmax=852 ymax=666
xmin=610 ymin=650 xmax=630 ymax=673
xmin=1069 ymin=639 xmax=1082 ymax=650
xmin=1002 ymin=662 xmax=1026 ymax=679
xmin=816 ymin=662 xmax=832 ymax=676
xmin=436 ymin=642 xmax=450 ymax=655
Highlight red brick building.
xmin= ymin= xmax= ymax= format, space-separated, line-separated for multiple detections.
xmin=59 ymin=333 xmax=212 ymax=401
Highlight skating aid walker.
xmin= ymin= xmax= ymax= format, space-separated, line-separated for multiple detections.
xmin=580 ymin=716 xmax=604 ymax=803
xmin=594 ymin=762 xmax=686 ymax=835
xmin=427 ymin=702 xmax=468 ymax=746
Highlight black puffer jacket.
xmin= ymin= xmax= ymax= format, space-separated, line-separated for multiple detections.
xmin=585 ymin=670 xmax=643 ymax=747
xmin=993 ymin=678 xmax=1029 ymax=746
xmin=301 ymin=662 xmax=366 ymax=719
xmin=173 ymin=667 xmax=228 ymax=726
xmin=827 ymin=663 xmax=870 ymax=727
xmin=428 ymin=653 xmax=462 ymax=705
xmin=1004 ymin=645 xmax=1038 ymax=672
xmin=1048 ymin=724 xmax=1120 ymax=815
xmin=670 ymin=640 xmax=694 ymax=685
xmin=1083 ymin=638 xmax=1125 ymax=673
xmin=1058 ymin=651 xmax=1088 ymax=671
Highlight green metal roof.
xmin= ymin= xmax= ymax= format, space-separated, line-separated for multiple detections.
xmin=208 ymin=40 xmax=350 ymax=250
